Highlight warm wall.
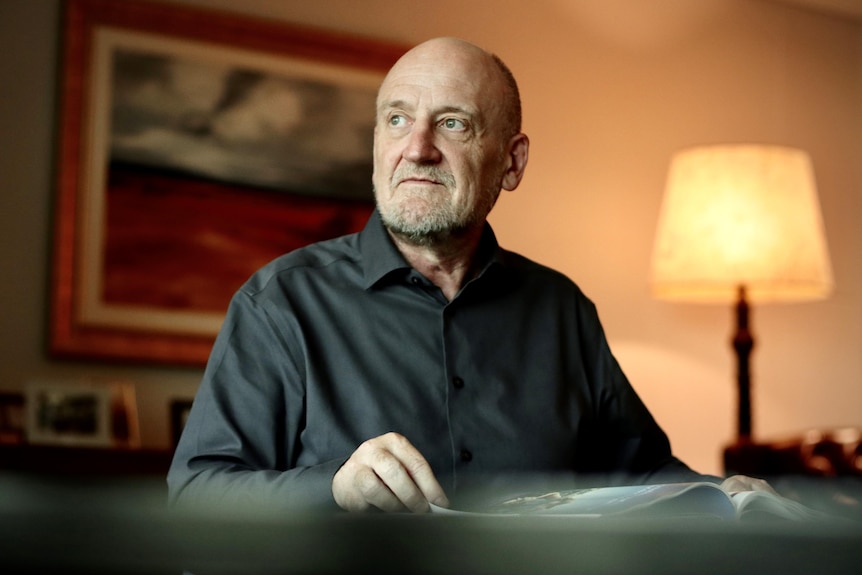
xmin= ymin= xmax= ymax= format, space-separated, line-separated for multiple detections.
xmin=1 ymin=0 xmax=860 ymax=476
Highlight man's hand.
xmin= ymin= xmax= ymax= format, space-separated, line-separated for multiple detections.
xmin=720 ymin=474 xmax=776 ymax=495
xmin=332 ymin=432 xmax=450 ymax=513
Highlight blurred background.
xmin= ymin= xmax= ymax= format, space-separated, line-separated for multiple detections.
xmin=0 ymin=0 xmax=860 ymax=478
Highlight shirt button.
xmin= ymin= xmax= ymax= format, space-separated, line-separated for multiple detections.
xmin=410 ymin=276 xmax=422 ymax=285
xmin=452 ymin=377 xmax=465 ymax=389
xmin=460 ymin=449 xmax=473 ymax=462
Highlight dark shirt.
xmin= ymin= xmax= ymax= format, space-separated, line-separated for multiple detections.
xmin=168 ymin=211 xmax=703 ymax=511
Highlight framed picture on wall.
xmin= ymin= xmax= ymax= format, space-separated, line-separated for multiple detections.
xmin=50 ymin=0 xmax=407 ymax=365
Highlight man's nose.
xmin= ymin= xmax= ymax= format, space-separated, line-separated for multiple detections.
xmin=403 ymin=123 xmax=442 ymax=164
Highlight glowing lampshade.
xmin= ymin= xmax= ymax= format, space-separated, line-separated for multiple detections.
xmin=651 ymin=144 xmax=833 ymax=303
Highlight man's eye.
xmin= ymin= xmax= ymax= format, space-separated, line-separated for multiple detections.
xmin=388 ymin=114 xmax=407 ymax=127
xmin=441 ymin=118 xmax=466 ymax=131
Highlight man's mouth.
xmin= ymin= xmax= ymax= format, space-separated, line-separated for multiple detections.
xmin=401 ymin=176 xmax=439 ymax=185
xmin=392 ymin=167 xmax=455 ymax=189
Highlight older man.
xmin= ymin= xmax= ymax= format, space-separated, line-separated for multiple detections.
xmin=168 ymin=37 xmax=763 ymax=514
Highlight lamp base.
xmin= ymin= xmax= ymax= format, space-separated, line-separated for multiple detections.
xmin=733 ymin=285 xmax=754 ymax=442
xmin=723 ymin=440 xmax=770 ymax=476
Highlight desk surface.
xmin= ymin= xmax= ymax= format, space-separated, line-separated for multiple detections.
xmin=1 ymin=474 xmax=860 ymax=575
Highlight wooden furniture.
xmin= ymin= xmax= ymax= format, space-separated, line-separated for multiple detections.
xmin=724 ymin=428 xmax=862 ymax=522
xmin=724 ymin=428 xmax=862 ymax=478
xmin=0 ymin=443 xmax=173 ymax=477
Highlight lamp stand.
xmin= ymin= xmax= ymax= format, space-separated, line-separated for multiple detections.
xmin=724 ymin=285 xmax=775 ymax=476
xmin=733 ymin=285 xmax=754 ymax=443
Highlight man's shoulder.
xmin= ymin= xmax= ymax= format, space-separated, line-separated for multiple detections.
xmin=242 ymin=232 xmax=362 ymax=295
xmin=500 ymin=248 xmax=584 ymax=292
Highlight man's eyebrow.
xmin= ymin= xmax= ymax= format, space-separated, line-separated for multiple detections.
xmin=378 ymin=99 xmax=411 ymax=112
xmin=378 ymin=100 xmax=476 ymax=118
xmin=436 ymin=105 xmax=476 ymax=117
xmin=379 ymin=100 xmax=407 ymax=108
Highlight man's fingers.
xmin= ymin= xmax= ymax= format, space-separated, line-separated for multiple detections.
xmin=333 ymin=457 xmax=405 ymax=512
xmin=353 ymin=464 xmax=408 ymax=512
xmin=364 ymin=441 xmax=426 ymax=512
xmin=720 ymin=474 xmax=776 ymax=495
xmin=332 ymin=433 xmax=449 ymax=513
xmin=398 ymin=447 xmax=450 ymax=508
xmin=366 ymin=433 xmax=440 ymax=512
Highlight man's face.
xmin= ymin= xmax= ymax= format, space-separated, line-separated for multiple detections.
xmin=372 ymin=40 xmax=511 ymax=244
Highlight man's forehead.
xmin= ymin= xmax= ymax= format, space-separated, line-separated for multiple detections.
xmin=378 ymin=73 xmax=481 ymax=107
xmin=380 ymin=39 xmax=496 ymax=92
xmin=392 ymin=37 xmax=489 ymax=71
xmin=376 ymin=63 xmax=497 ymax=118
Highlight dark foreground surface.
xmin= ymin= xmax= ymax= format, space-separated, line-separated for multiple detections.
xmin=0 ymin=473 xmax=860 ymax=575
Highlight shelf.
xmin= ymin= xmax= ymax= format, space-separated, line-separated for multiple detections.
xmin=0 ymin=443 xmax=173 ymax=477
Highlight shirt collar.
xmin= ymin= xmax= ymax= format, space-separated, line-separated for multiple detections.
xmin=359 ymin=210 xmax=506 ymax=290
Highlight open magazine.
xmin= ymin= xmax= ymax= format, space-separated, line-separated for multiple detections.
xmin=430 ymin=482 xmax=826 ymax=521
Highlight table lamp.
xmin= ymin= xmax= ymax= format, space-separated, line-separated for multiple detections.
xmin=650 ymin=144 xmax=833 ymax=445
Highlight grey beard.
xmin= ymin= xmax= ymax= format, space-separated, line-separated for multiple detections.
xmin=377 ymin=199 xmax=473 ymax=246
xmin=374 ymin=165 xmax=502 ymax=246
xmin=384 ymin=216 xmax=471 ymax=246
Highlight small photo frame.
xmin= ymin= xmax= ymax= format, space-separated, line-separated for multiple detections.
xmin=25 ymin=381 xmax=114 ymax=447
xmin=0 ymin=392 xmax=25 ymax=444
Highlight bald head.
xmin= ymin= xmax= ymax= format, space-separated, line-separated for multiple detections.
xmin=378 ymin=37 xmax=522 ymax=140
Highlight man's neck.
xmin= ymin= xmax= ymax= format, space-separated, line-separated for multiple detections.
xmin=387 ymin=226 xmax=484 ymax=301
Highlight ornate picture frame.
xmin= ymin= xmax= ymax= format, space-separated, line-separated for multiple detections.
xmin=50 ymin=0 xmax=405 ymax=365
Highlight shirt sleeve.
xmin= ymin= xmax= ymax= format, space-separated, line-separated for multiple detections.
xmin=166 ymin=287 xmax=344 ymax=513
xmin=572 ymin=296 xmax=712 ymax=485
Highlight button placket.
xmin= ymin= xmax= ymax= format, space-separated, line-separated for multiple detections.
xmin=442 ymin=303 xmax=474 ymax=471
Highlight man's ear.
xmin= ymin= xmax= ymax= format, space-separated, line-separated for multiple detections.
xmin=501 ymin=133 xmax=529 ymax=191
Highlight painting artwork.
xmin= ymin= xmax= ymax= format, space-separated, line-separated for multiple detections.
xmin=51 ymin=0 xmax=406 ymax=364
xmin=100 ymin=42 xmax=377 ymax=330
